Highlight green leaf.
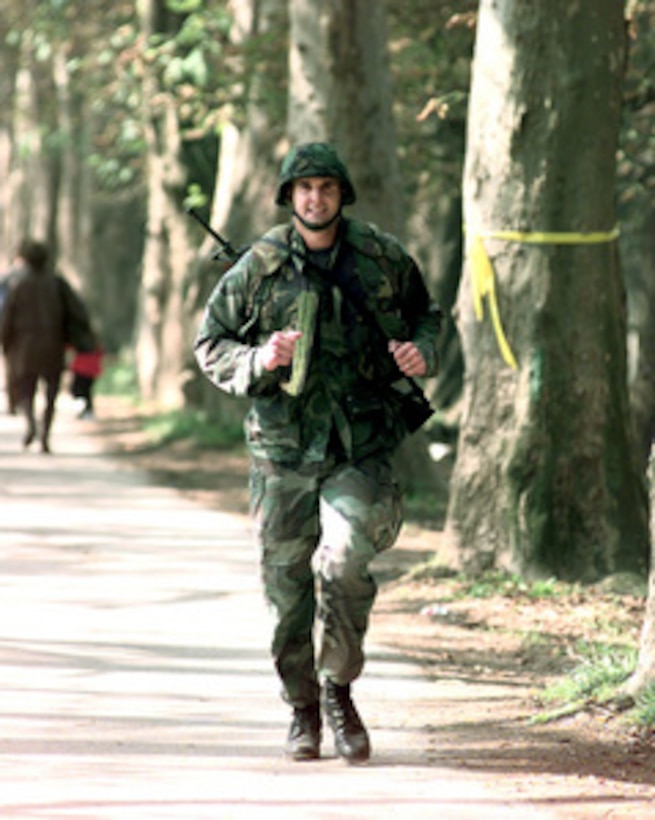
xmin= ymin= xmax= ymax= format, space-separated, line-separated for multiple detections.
xmin=166 ymin=0 xmax=203 ymax=13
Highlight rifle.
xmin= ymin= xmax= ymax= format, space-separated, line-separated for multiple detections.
xmin=186 ymin=206 xmax=239 ymax=261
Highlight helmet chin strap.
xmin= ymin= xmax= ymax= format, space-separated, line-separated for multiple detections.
xmin=292 ymin=208 xmax=342 ymax=232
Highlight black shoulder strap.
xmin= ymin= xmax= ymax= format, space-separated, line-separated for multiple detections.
xmin=256 ymin=234 xmax=434 ymax=430
xmin=321 ymin=251 xmax=435 ymax=429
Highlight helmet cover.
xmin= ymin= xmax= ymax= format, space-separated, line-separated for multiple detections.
xmin=275 ymin=142 xmax=356 ymax=206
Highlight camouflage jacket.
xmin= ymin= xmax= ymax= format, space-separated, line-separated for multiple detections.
xmin=194 ymin=218 xmax=442 ymax=464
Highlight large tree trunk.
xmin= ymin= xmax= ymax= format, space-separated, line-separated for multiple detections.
xmin=186 ymin=0 xmax=286 ymax=418
xmin=208 ymin=0 xmax=286 ymax=249
xmin=0 ymin=24 xmax=20 ymax=269
xmin=3 ymin=52 xmax=56 ymax=252
xmin=408 ymin=191 xmax=463 ymax=421
xmin=625 ymin=443 xmax=655 ymax=696
xmin=135 ymin=0 xmax=196 ymax=406
xmin=52 ymin=43 xmax=94 ymax=300
xmin=51 ymin=34 xmax=96 ymax=300
xmin=625 ymin=204 xmax=655 ymax=471
xmin=446 ymin=0 xmax=648 ymax=581
xmin=622 ymin=0 xmax=655 ymax=475
xmin=288 ymin=0 xmax=402 ymax=234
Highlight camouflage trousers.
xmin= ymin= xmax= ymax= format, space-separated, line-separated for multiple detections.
xmin=249 ymin=452 xmax=402 ymax=708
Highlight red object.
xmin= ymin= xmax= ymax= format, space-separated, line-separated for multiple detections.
xmin=70 ymin=348 xmax=103 ymax=379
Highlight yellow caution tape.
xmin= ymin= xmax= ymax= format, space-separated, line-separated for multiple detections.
xmin=467 ymin=227 xmax=620 ymax=370
xmin=476 ymin=227 xmax=620 ymax=245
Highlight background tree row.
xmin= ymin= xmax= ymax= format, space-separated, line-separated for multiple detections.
xmin=1 ymin=0 xmax=654 ymax=585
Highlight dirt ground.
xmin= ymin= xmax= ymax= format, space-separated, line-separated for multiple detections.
xmin=88 ymin=396 xmax=655 ymax=817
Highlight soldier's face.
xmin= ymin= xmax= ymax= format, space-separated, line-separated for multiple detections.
xmin=291 ymin=176 xmax=341 ymax=229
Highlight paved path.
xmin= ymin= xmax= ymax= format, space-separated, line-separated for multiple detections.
xmin=0 ymin=395 xmax=554 ymax=819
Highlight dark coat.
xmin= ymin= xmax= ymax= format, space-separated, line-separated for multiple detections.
xmin=0 ymin=264 xmax=67 ymax=380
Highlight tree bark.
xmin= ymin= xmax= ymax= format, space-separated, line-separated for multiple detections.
xmin=135 ymin=0 xmax=196 ymax=406
xmin=185 ymin=0 xmax=286 ymax=417
xmin=625 ymin=443 xmax=655 ymax=696
xmin=208 ymin=0 xmax=286 ymax=250
xmin=52 ymin=43 xmax=94 ymax=300
xmin=446 ymin=0 xmax=648 ymax=581
xmin=288 ymin=0 xmax=402 ymax=234
xmin=625 ymin=205 xmax=655 ymax=471
xmin=4 ymin=50 xmax=55 ymax=251
xmin=0 ymin=22 xmax=20 ymax=269
xmin=622 ymin=0 xmax=655 ymax=475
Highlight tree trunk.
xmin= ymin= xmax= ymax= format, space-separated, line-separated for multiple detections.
xmin=625 ymin=205 xmax=655 ymax=471
xmin=288 ymin=0 xmax=402 ymax=234
xmin=52 ymin=44 xmax=94 ymax=298
xmin=622 ymin=0 xmax=655 ymax=477
xmin=408 ymin=191 xmax=463 ymax=421
xmin=0 ymin=25 xmax=20 ymax=269
xmin=208 ymin=0 xmax=286 ymax=250
xmin=135 ymin=0 xmax=196 ymax=406
xmin=446 ymin=0 xmax=648 ymax=581
xmin=625 ymin=443 xmax=655 ymax=696
xmin=4 ymin=53 xmax=55 ymax=251
xmin=185 ymin=0 xmax=286 ymax=417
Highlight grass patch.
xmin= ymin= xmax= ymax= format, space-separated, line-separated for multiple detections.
xmin=404 ymin=554 xmax=458 ymax=582
xmin=96 ymin=358 xmax=139 ymax=399
xmin=455 ymin=570 xmax=567 ymax=601
xmin=95 ymin=358 xmax=243 ymax=451
xmin=634 ymin=683 xmax=655 ymax=726
xmin=395 ymin=566 xmax=572 ymax=601
xmin=532 ymin=641 xmax=638 ymax=724
xmin=142 ymin=408 xmax=244 ymax=449
xmin=545 ymin=641 xmax=637 ymax=702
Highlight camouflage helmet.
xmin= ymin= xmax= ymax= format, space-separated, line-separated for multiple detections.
xmin=275 ymin=142 xmax=356 ymax=207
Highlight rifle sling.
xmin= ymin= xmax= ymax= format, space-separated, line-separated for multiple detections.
xmin=259 ymin=235 xmax=432 ymax=409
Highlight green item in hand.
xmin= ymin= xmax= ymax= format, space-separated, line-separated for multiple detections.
xmin=282 ymin=289 xmax=319 ymax=396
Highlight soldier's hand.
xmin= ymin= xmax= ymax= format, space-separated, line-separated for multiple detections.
xmin=389 ymin=340 xmax=427 ymax=377
xmin=260 ymin=330 xmax=302 ymax=372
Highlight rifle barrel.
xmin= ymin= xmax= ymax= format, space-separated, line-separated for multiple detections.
xmin=186 ymin=207 xmax=236 ymax=257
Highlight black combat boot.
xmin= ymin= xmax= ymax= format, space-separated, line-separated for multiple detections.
xmin=285 ymin=703 xmax=321 ymax=761
xmin=324 ymin=679 xmax=370 ymax=763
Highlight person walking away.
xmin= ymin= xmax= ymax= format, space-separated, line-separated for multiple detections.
xmin=0 ymin=260 xmax=21 ymax=413
xmin=195 ymin=142 xmax=442 ymax=763
xmin=69 ymin=336 xmax=103 ymax=419
xmin=0 ymin=238 xmax=90 ymax=453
